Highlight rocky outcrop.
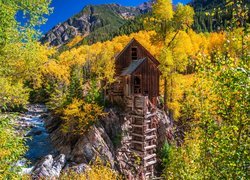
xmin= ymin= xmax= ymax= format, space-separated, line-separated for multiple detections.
xmin=39 ymin=105 xmax=171 ymax=178
xmin=137 ymin=0 xmax=155 ymax=13
xmin=64 ymin=163 xmax=90 ymax=174
xmin=45 ymin=115 xmax=116 ymax=170
xmin=18 ymin=103 xmax=171 ymax=179
xmin=41 ymin=4 xmax=143 ymax=47
xmin=32 ymin=154 xmax=66 ymax=179
xmin=156 ymin=108 xmax=173 ymax=149
xmin=69 ymin=125 xmax=115 ymax=167
xmin=102 ymin=105 xmax=172 ymax=179
xmin=40 ymin=1 xmax=154 ymax=47
xmin=101 ymin=109 xmax=135 ymax=175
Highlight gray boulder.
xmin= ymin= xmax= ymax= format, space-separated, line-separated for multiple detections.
xmin=32 ymin=154 xmax=66 ymax=179
xmin=64 ymin=163 xmax=90 ymax=174
xmin=69 ymin=125 xmax=115 ymax=168
xmin=46 ymin=114 xmax=116 ymax=169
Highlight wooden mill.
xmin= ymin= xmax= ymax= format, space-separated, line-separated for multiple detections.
xmin=107 ymin=38 xmax=161 ymax=179
xmin=107 ymin=38 xmax=161 ymax=106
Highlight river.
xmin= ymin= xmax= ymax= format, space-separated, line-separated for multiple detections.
xmin=16 ymin=104 xmax=56 ymax=173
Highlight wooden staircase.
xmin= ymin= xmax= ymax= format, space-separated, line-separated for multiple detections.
xmin=125 ymin=95 xmax=158 ymax=179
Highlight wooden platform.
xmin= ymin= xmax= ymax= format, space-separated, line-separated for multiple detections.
xmin=125 ymin=95 xmax=158 ymax=179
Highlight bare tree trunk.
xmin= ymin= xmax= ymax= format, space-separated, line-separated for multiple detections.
xmin=169 ymin=76 xmax=174 ymax=120
xmin=164 ymin=77 xmax=168 ymax=113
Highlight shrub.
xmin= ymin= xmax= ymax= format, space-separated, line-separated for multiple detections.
xmin=85 ymin=80 xmax=103 ymax=105
xmin=159 ymin=142 xmax=171 ymax=170
xmin=61 ymin=98 xmax=105 ymax=135
xmin=112 ymin=133 xmax=122 ymax=148
xmin=0 ymin=78 xmax=29 ymax=111
xmin=0 ymin=115 xmax=26 ymax=179
xmin=60 ymin=157 xmax=120 ymax=180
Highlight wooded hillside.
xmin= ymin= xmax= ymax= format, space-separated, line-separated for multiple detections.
xmin=0 ymin=0 xmax=249 ymax=179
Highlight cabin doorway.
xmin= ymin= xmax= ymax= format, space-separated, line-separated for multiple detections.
xmin=134 ymin=75 xmax=141 ymax=94
xmin=124 ymin=76 xmax=131 ymax=96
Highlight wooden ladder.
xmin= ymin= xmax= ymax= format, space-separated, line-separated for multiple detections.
xmin=126 ymin=95 xmax=158 ymax=179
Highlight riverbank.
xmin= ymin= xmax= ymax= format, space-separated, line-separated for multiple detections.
xmin=16 ymin=104 xmax=56 ymax=174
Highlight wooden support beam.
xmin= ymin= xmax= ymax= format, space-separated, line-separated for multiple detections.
xmin=145 ymin=113 xmax=157 ymax=119
xmin=143 ymin=154 xmax=156 ymax=161
xmin=130 ymin=149 xmax=145 ymax=156
xmin=131 ymin=133 xmax=144 ymax=138
xmin=145 ymin=120 xmax=151 ymax=124
xmin=145 ymin=135 xmax=156 ymax=140
xmin=131 ymin=140 xmax=145 ymax=145
xmin=145 ymin=160 xmax=157 ymax=167
xmin=145 ymin=172 xmax=151 ymax=176
xmin=131 ymin=124 xmax=145 ymax=128
xmin=123 ymin=95 xmax=159 ymax=179
xmin=130 ymin=115 xmax=144 ymax=119
xmin=145 ymin=128 xmax=156 ymax=134
xmin=145 ymin=145 xmax=156 ymax=150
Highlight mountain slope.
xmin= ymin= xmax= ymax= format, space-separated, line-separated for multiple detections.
xmin=190 ymin=0 xmax=250 ymax=32
xmin=41 ymin=3 xmax=152 ymax=46
xmin=42 ymin=0 xmax=250 ymax=47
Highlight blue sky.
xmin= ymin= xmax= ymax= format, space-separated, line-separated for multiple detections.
xmin=40 ymin=0 xmax=190 ymax=33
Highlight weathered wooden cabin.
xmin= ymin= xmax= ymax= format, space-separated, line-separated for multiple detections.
xmin=108 ymin=38 xmax=161 ymax=105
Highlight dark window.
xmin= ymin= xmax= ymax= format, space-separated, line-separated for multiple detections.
xmin=144 ymin=90 xmax=149 ymax=95
xmin=131 ymin=47 xmax=138 ymax=60
xmin=134 ymin=75 xmax=141 ymax=94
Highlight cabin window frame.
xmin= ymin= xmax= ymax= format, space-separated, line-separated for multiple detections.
xmin=133 ymin=75 xmax=142 ymax=94
xmin=131 ymin=46 xmax=138 ymax=60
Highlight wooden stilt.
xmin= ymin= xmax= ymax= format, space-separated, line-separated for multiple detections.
xmin=125 ymin=95 xmax=158 ymax=179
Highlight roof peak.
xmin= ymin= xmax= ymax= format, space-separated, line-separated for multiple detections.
xmin=115 ymin=38 xmax=160 ymax=66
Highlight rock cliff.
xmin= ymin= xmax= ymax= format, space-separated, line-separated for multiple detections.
xmin=40 ymin=2 xmax=154 ymax=47
xmin=31 ymin=107 xmax=171 ymax=179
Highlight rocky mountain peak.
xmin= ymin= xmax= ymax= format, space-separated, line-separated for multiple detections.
xmin=137 ymin=0 xmax=155 ymax=13
xmin=41 ymin=1 xmax=153 ymax=47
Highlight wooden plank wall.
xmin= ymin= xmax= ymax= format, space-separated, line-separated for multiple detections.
xmin=133 ymin=58 xmax=160 ymax=102
xmin=125 ymin=95 xmax=158 ymax=179
xmin=115 ymin=40 xmax=157 ymax=75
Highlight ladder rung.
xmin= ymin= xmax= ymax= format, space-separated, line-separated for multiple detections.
xmin=145 ymin=145 xmax=156 ymax=150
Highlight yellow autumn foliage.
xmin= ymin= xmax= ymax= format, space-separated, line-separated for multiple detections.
xmin=188 ymin=30 xmax=208 ymax=57
xmin=55 ymin=28 xmax=231 ymax=121
xmin=60 ymin=158 xmax=120 ymax=180
xmin=0 ymin=78 xmax=30 ymax=110
xmin=165 ymin=127 xmax=203 ymax=179
xmin=0 ymin=116 xmax=26 ymax=179
xmin=167 ymin=74 xmax=195 ymax=119
xmin=61 ymin=98 xmax=105 ymax=135
xmin=152 ymin=0 xmax=173 ymax=21
xmin=173 ymin=4 xmax=195 ymax=30
xmin=207 ymin=32 xmax=226 ymax=53
xmin=42 ymin=61 xmax=70 ymax=85
xmin=67 ymin=35 xmax=85 ymax=48
xmin=57 ymin=31 xmax=160 ymax=86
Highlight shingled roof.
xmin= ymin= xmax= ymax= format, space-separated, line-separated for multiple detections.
xmin=121 ymin=58 xmax=146 ymax=76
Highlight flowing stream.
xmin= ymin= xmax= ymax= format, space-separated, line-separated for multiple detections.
xmin=16 ymin=104 xmax=55 ymax=173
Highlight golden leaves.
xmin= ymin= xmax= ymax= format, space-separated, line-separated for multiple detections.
xmin=153 ymin=0 xmax=174 ymax=21
xmin=0 ymin=77 xmax=30 ymax=110
xmin=174 ymin=4 xmax=195 ymax=30
xmin=208 ymin=32 xmax=226 ymax=53
xmin=41 ymin=60 xmax=70 ymax=85
xmin=61 ymin=98 xmax=105 ymax=135
xmin=60 ymin=157 xmax=120 ymax=180
xmin=67 ymin=35 xmax=85 ymax=48
xmin=0 ymin=116 xmax=26 ymax=179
